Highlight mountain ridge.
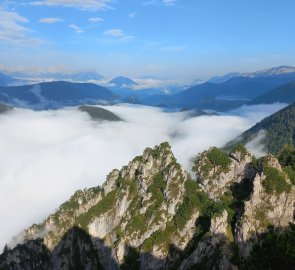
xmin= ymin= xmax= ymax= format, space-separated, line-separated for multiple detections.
xmin=0 ymin=72 xmax=20 ymax=86
xmin=148 ymin=66 xmax=295 ymax=110
xmin=249 ymin=81 xmax=295 ymax=105
xmin=0 ymin=81 xmax=120 ymax=109
xmin=208 ymin=66 xmax=295 ymax=84
xmin=109 ymin=76 xmax=137 ymax=88
xmin=226 ymin=102 xmax=295 ymax=154
xmin=1 ymin=142 xmax=295 ymax=269
xmin=2 ymin=69 xmax=105 ymax=82
xmin=243 ymin=65 xmax=295 ymax=77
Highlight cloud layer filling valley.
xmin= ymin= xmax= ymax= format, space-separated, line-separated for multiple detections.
xmin=0 ymin=103 xmax=285 ymax=250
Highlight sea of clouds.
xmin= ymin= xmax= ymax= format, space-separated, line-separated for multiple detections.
xmin=0 ymin=102 xmax=286 ymax=250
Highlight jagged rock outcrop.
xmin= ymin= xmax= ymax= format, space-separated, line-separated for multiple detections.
xmin=1 ymin=143 xmax=190 ymax=269
xmin=0 ymin=240 xmax=51 ymax=270
xmin=194 ymin=146 xmax=295 ymax=264
xmin=0 ymin=227 xmax=102 ymax=270
xmin=194 ymin=146 xmax=255 ymax=200
xmin=179 ymin=210 xmax=234 ymax=270
xmin=235 ymin=155 xmax=295 ymax=258
xmin=1 ymin=143 xmax=295 ymax=270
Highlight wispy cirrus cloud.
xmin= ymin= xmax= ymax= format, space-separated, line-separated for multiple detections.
xmin=69 ymin=24 xmax=83 ymax=33
xmin=162 ymin=0 xmax=176 ymax=5
xmin=1 ymin=0 xmax=18 ymax=8
xmin=0 ymin=10 xmax=41 ymax=45
xmin=103 ymin=28 xmax=134 ymax=39
xmin=39 ymin=17 xmax=63 ymax=23
xmin=128 ymin=12 xmax=136 ymax=18
xmin=30 ymin=0 xmax=111 ymax=11
xmin=100 ymin=29 xmax=134 ymax=45
xmin=103 ymin=28 xmax=125 ymax=37
xmin=88 ymin=17 xmax=104 ymax=23
xmin=144 ymin=0 xmax=177 ymax=6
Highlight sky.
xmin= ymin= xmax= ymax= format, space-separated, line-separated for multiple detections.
xmin=1 ymin=0 xmax=295 ymax=80
xmin=0 ymin=102 xmax=286 ymax=250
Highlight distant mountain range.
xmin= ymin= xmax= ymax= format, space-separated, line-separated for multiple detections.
xmin=142 ymin=66 xmax=295 ymax=111
xmin=142 ymin=78 xmax=287 ymax=110
xmin=0 ymin=81 xmax=119 ymax=109
xmin=243 ymin=65 xmax=295 ymax=77
xmin=1 ymin=66 xmax=295 ymax=111
xmin=107 ymin=76 xmax=186 ymax=100
xmin=208 ymin=66 xmax=295 ymax=82
xmin=249 ymin=81 xmax=295 ymax=105
xmin=0 ymin=72 xmax=20 ymax=86
xmin=1 ymin=69 xmax=104 ymax=83
xmin=208 ymin=72 xmax=241 ymax=83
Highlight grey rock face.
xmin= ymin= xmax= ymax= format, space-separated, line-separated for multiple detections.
xmin=194 ymin=147 xmax=255 ymax=200
xmin=1 ymin=228 xmax=102 ymax=270
xmin=1 ymin=144 xmax=295 ymax=270
xmin=179 ymin=210 xmax=235 ymax=270
xmin=235 ymin=157 xmax=295 ymax=257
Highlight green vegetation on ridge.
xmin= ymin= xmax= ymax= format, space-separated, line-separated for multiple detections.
xmin=76 ymin=190 xmax=117 ymax=231
xmin=193 ymin=147 xmax=231 ymax=178
xmin=244 ymin=225 xmax=295 ymax=270
xmin=226 ymin=102 xmax=295 ymax=154
xmin=78 ymin=105 xmax=122 ymax=121
xmin=2 ymin=142 xmax=295 ymax=270
xmin=278 ymin=144 xmax=295 ymax=184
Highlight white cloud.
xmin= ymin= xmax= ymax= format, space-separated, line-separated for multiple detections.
xmin=0 ymin=10 xmax=41 ymax=45
xmin=101 ymin=28 xmax=134 ymax=43
xmin=39 ymin=17 xmax=63 ymax=23
xmin=131 ymin=78 xmax=181 ymax=90
xmin=69 ymin=24 xmax=83 ymax=33
xmin=103 ymin=28 xmax=125 ymax=37
xmin=88 ymin=77 xmax=187 ymax=92
xmin=30 ymin=0 xmax=111 ymax=10
xmin=128 ymin=12 xmax=136 ymax=18
xmin=228 ymin=103 xmax=287 ymax=122
xmin=245 ymin=130 xmax=267 ymax=157
xmin=88 ymin=17 xmax=104 ymax=23
xmin=1 ymin=1 xmax=18 ymax=8
xmin=0 ymin=103 xmax=286 ymax=250
xmin=163 ymin=0 xmax=176 ymax=5
xmin=144 ymin=0 xmax=177 ymax=6
xmin=228 ymin=103 xmax=287 ymax=157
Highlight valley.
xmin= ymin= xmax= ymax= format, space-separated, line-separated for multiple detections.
xmin=1 ymin=0 xmax=295 ymax=268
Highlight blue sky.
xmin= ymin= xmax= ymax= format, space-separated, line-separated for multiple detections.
xmin=1 ymin=0 xmax=295 ymax=80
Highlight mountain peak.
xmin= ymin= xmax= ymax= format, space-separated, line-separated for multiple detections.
xmin=208 ymin=72 xmax=241 ymax=83
xmin=0 ymin=81 xmax=119 ymax=109
xmin=207 ymin=66 xmax=295 ymax=85
xmin=0 ymin=72 xmax=19 ymax=86
xmin=1 ymin=69 xmax=105 ymax=82
xmin=243 ymin=65 xmax=295 ymax=77
xmin=109 ymin=76 xmax=137 ymax=87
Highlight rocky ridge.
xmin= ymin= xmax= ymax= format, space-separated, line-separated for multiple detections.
xmin=1 ymin=143 xmax=295 ymax=269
